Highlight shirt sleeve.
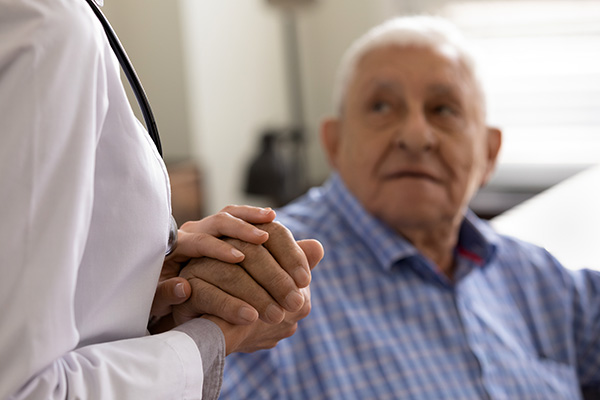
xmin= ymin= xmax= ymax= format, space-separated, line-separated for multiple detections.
xmin=10 ymin=332 xmax=206 ymax=399
xmin=0 ymin=1 xmax=211 ymax=398
xmin=175 ymin=318 xmax=227 ymax=400
xmin=571 ymin=268 xmax=600 ymax=391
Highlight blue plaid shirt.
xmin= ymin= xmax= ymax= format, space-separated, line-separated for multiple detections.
xmin=221 ymin=173 xmax=600 ymax=399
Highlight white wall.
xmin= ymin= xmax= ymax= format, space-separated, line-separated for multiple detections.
xmin=103 ymin=0 xmax=191 ymax=162
xmin=179 ymin=0 xmax=292 ymax=213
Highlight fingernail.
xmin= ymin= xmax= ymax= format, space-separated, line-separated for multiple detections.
xmin=266 ymin=304 xmax=284 ymax=323
xmin=285 ymin=290 xmax=304 ymax=311
xmin=231 ymin=248 xmax=244 ymax=258
xmin=254 ymin=228 xmax=268 ymax=237
xmin=238 ymin=306 xmax=258 ymax=323
xmin=293 ymin=267 xmax=311 ymax=286
xmin=175 ymin=282 xmax=186 ymax=298
xmin=260 ymin=207 xmax=273 ymax=215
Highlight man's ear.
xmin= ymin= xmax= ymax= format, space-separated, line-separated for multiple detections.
xmin=481 ymin=126 xmax=502 ymax=186
xmin=321 ymin=118 xmax=341 ymax=169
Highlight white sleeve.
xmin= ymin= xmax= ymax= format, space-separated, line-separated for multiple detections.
xmin=0 ymin=1 xmax=213 ymax=398
xmin=11 ymin=332 xmax=205 ymax=400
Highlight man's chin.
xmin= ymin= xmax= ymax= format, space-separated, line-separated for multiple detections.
xmin=374 ymin=207 xmax=446 ymax=232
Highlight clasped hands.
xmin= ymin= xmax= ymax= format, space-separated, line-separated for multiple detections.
xmin=149 ymin=205 xmax=323 ymax=355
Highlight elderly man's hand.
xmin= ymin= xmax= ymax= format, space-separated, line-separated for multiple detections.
xmin=173 ymin=223 xmax=323 ymax=326
xmin=202 ymin=284 xmax=313 ymax=355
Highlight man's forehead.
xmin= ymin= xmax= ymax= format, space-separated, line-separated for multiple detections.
xmin=355 ymin=71 xmax=471 ymax=98
xmin=353 ymin=45 xmax=475 ymax=93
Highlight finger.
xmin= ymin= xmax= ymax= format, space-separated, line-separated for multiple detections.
xmin=170 ymin=206 xmax=277 ymax=264
xmin=296 ymin=239 xmax=324 ymax=271
xmin=257 ymin=222 xmax=312 ymax=288
xmin=226 ymin=238 xmax=304 ymax=312
xmin=151 ymin=277 xmax=191 ymax=318
xmin=173 ymin=231 xmax=247 ymax=264
xmin=295 ymin=286 xmax=312 ymax=320
xmin=224 ymin=238 xmax=305 ymax=314
xmin=219 ymin=205 xmax=276 ymax=224
xmin=173 ymin=278 xmax=261 ymax=326
xmin=180 ymin=212 xmax=270 ymax=246
xmin=182 ymin=258 xmax=286 ymax=324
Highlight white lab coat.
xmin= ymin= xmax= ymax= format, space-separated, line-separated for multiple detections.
xmin=0 ymin=0 xmax=205 ymax=398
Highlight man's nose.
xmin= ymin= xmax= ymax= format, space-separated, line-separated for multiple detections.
xmin=393 ymin=110 xmax=435 ymax=153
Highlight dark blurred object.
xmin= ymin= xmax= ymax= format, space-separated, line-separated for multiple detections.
xmin=166 ymin=160 xmax=204 ymax=226
xmin=582 ymin=386 xmax=600 ymax=400
xmin=245 ymin=131 xmax=287 ymax=202
xmin=245 ymin=127 xmax=307 ymax=207
xmin=245 ymin=1 xmax=313 ymax=207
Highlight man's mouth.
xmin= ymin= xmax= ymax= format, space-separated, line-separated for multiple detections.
xmin=385 ymin=170 xmax=440 ymax=182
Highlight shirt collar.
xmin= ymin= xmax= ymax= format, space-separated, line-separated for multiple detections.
xmin=323 ymin=173 xmax=499 ymax=271
xmin=457 ymin=209 xmax=499 ymax=267
xmin=324 ymin=173 xmax=420 ymax=271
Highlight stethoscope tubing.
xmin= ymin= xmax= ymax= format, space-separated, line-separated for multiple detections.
xmin=84 ymin=0 xmax=163 ymax=157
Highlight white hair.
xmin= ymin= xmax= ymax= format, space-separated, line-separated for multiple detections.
xmin=332 ymin=15 xmax=484 ymax=115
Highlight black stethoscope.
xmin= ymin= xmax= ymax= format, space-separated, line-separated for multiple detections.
xmin=85 ymin=0 xmax=178 ymax=256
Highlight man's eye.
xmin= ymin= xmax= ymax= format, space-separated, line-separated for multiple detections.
xmin=433 ymin=105 xmax=456 ymax=116
xmin=371 ymin=101 xmax=391 ymax=113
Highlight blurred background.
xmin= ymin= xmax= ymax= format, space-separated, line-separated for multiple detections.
xmin=103 ymin=0 xmax=600 ymax=224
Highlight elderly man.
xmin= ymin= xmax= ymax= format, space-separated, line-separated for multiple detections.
xmin=200 ymin=16 xmax=600 ymax=399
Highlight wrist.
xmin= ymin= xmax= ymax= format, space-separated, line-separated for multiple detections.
xmin=201 ymin=315 xmax=246 ymax=355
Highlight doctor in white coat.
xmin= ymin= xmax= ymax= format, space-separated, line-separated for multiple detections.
xmin=0 ymin=0 xmax=323 ymax=398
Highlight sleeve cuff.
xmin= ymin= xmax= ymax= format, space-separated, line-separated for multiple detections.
xmin=174 ymin=318 xmax=225 ymax=400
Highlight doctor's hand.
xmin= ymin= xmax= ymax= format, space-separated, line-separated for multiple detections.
xmin=149 ymin=205 xmax=277 ymax=333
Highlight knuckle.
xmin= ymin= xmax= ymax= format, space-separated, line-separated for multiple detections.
xmin=182 ymin=258 xmax=217 ymax=279
xmin=264 ymin=273 xmax=293 ymax=295
xmin=186 ymin=280 xmax=216 ymax=310
xmin=215 ymin=211 xmax=233 ymax=221
xmin=193 ymin=232 xmax=211 ymax=244
xmin=213 ymin=265 xmax=246 ymax=287
xmin=228 ymin=238 xmax=258 ymax=255
xmin=257 ymin=221 xmax=288 ymax=236
xmin=191 ymin=233 xmax=218 ymax=253
xmin=214 ymin=296 xmax=238 ymax=320
xmin=220 ymin=205 xmax=238 ymax=213
xmin=180 ymin=220 xmax=197 ymax=231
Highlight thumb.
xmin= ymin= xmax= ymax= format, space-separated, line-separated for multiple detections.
xmin=151 ymin=277 xmax=191 ymax=318
xmin=297 ymin=239 xmax=324 ymax=271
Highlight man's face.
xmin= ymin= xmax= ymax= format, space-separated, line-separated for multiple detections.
xmin=323 ymin=45 xmax=501 ymax=232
